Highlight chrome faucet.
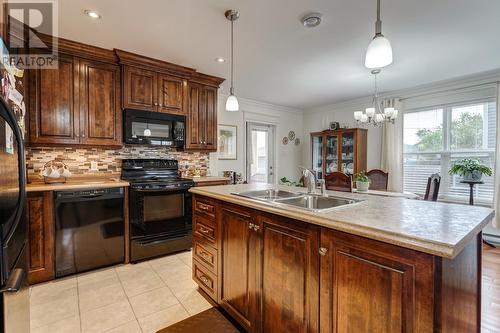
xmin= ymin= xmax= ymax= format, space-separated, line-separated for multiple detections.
xmin=300 ymin=167 xmax=317 ymax=194
xmin=318 ymin=179 xmax=327 ymax=196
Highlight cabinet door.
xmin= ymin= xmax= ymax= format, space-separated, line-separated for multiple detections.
xmin=325 ymin=134 xmax=339 ymax=175
xmin=319 ymin=229 xmax=433 ymax=333
xmin=340 ymin=131 xmax=355 ymax=175
xmin=29 ymin=55 xmax=80 ymax=144
xmin=157 ymin=74 xmax=186 ymax=115
xmin=257 ymin=215 xmax=320 ymax=333
xmin=79 ymin=60 xmax=122 ymax=146
xmin=220 ymin=207 xmax=258 ymax=332
xmin=203 ymin=86 xmax=218 ymax=151
xmin=27 ymin=192 xmax=54 ymax=284
xmin=186 ymin=82 xmax=204 ymax=149
xmin=123 ymin=66 xmax=157 ymax=111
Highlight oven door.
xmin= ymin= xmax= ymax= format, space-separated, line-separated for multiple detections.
xmin=129 ymin=188 xmax=191 ymax=239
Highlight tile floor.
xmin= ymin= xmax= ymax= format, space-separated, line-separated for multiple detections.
xmin=29 ymin=250 xmax=212 ymax=333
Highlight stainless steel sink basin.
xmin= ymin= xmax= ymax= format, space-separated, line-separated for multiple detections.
xmin=233 ymin=189 xmax=302 ymax=200
xmin=233 ymin=190 xmax=361 ymax=212
xmin=275 ymin=195 xmax=360 ymax=212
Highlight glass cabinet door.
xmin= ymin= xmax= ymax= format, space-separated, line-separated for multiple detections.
xmin=341 ymin=132 xmax=355 ymax=174
xmin=325 ymin=135 xmax=338 ymax=175
xmin=312 ymin=135 xmax=323 ymax=179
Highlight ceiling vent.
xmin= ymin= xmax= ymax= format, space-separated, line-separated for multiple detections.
xmin=301 ymin=13 xmax=322 ymax=28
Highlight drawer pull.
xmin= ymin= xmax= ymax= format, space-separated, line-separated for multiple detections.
xmin=197 ymin=203 xmax=212 ymax=212
xmin=199 ymin=226 xmax=210 ymax=235
xmin=199 ymin=275 xmax=211 ymax=285
xmin=199 ymin=251 xmax=211 ymax=260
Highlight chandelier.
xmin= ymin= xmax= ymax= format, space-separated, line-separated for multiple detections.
xmin=354 ymin=69 xmax=398 ymax=126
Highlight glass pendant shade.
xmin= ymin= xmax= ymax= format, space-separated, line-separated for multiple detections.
xmin=353 ymin=111 xmax=363 ymax=120
xmin=226 ymin=94 xmax=239 ymax=112
xmin=365 ymin=107 xmax=376 ymax=118
xmin=365 ymin=35 xmax=393 ymax=69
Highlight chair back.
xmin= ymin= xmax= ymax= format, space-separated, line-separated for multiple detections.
xmin=424 ymin=173 xmax=441 ymax=201
xmin=366 ymin=169 xmax=389 ymax=191
xmin=324 ymin=172 xmax=353 ymax=192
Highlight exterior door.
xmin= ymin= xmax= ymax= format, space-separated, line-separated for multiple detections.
xmin=220 ymin=207 xmax=258 ymax=332
xmin=157 ymin=74 xmax=185 ymax=115
xmin=123 ymin=66 xmax=157 ymax=111
xmin=79 ymin=59 xmax=122 ymax=146
xmin=257 ymin=215 xmax=319 ymax=333
xmin=246 ymin=123 xmax=276 ymax=184
xmin=29 ymin=55 xmax=80 ymax=145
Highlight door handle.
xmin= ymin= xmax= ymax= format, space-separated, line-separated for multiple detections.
xmin=0 ymin=268 xmax=24 ymax=293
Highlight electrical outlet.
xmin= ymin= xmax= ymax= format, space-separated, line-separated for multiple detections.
xmin=90 ymin=161 xmax=99 ymax=171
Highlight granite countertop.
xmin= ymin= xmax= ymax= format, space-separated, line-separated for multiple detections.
xmin=27 ymin=177 xmax=129 ymax=192
xmin=190 ymin=183 xmax=495 ymax=258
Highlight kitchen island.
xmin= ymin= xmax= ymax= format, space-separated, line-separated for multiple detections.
xmin=189 ymin=184 xmax=494 ymax=333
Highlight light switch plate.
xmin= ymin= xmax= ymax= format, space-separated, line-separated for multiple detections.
xmin=90 ymin=161 xmax=98 ymax=171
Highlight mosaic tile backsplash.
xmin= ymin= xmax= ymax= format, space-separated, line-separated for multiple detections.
xmin=26 ymin=146 xmax=210 ymax=178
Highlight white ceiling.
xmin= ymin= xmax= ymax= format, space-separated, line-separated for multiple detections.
xmin=57 ymin=0 xmax=500 ymax=109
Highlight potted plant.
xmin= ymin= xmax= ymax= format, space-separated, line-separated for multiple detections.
xmin=449 ymin=158 xmax=492 ymax=181
xmin=354 ymin=171 xmax=370 ymax=192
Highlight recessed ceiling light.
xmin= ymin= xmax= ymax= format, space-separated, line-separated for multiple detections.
xmin=215 ymin=57 xmax=225 ymax=63
xmin=301 ymin=12 xmax=322 ymax=28
xmin=84 ymin=10 xmax=101 ymax=19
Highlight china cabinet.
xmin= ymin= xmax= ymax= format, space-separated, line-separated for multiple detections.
xmin=310 ymin=128 xmax=367 ymax=177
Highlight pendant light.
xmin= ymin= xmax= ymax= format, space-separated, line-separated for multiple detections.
xmin=225 ymin=10 xmax=240 ymax=112
xmin=365 ymin=0 xmax=393 ymax=69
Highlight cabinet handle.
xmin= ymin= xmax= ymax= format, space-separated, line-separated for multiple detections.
xmin=319 ymin=247 xmax=328 ymax=256
xmin=253 ymin=224 xmax=260 ymax=231
xmin=248 ymin=223 xmax=254 ymax=229
xmin=199 ymin=226 xmax=210 ymax=235
xmin=199 ymin=251 xmax=211 ymax=260
xmin=199 ymin=275 xmax=210 ymax=285
xmin=81 ymin=134 xmax=86 ymax=138
xmin=197 ymin=203 xmax=211 ymax=211
xmin=154 ymin=102 xmax=158 ymax=106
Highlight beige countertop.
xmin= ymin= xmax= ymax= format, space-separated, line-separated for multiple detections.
xmin=185 ymin=176 xmax=230 ymax=183
xmin=190 ymin=183 xmax=495 ymax=259
xmin=27 ymin=178 xmax=129 ymax=192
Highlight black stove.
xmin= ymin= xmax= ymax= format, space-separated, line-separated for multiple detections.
xmin=121 ymin=159 xmax=193 ymax=262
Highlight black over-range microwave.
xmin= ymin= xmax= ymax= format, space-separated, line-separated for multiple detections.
xmin=124 ymin=109 xmax=185 ymax=148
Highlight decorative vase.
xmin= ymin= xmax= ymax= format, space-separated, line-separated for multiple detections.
xmin=356 ymin=181 xmax=370 ymax=192
xmin=463 ymin=170 xmax=483 ymax=181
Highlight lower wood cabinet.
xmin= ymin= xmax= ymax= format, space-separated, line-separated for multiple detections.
xmin=192 ymin=194 xmax=481 ymax=333
xmin=27 ymin=192 xmax=55 ymax=284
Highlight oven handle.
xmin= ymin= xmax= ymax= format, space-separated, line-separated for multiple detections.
xmin=132 ymin=187 xmax=190 ymax=193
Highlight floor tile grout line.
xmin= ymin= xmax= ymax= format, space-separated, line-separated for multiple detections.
xmin=76 ymin=277 xmax=83 ymax=333
xmin=114 ymin=264 xmax=145 ymax=333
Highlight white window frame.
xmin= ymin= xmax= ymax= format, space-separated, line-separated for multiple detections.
xmin=403 ymin=98 xmax=496 ymax=205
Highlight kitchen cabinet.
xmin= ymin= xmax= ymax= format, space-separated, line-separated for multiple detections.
xmin=193 ymin=194 xmax=482 ymax=333
xmin=27 ymin=192 xmax=54 ymax=285
xmin=186 ymin=83 xmax=217 ymax=151
xmin=28 ymin=55 xmax=122 ymax=147
xmin=311 ymin=128 xmax=367 ymax=176
xmin=122 ymin=66 xmax=187 ymax=115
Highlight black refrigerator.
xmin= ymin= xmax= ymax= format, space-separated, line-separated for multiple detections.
xmin=0 ymin=92 xmax=29 ymax=332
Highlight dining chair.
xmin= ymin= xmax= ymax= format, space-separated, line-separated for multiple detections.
xmin=324 ymin=172 xmax=353 ymax=192
xmin=424 ymin=173 xmax=441 ymax=201
xmin=366 ymin=169 xmax=389 ymax=191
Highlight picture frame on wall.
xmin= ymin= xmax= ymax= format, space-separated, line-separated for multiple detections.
xmin=218 ymin=124 xmax=237 ymax=160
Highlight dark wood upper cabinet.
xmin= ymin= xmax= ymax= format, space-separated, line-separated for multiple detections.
xmin=122 ymin=66 xmax=157 ymax=111
xmin=28 ymin=50 xmax=122 ymax=147
xmin=79 ymin=60 xmax=122 ymax=146
xmin=158 ymin=74 xmax=186 ymax=115
xmin=186 ymin=83 xmax=218 ymax=151
xmin=27 ymin=192 xmax=54 ymax=285
xmin=29 ymin=55 xmax=80 ymax=145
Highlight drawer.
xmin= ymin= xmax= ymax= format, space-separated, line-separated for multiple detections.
xmin=193 ymin=217 xmax=216 ymax=245
xmin=193 ymin=259 xmax=217 ymax=300
xmin=193 ymin=237 xmax=218 ymax=273
xmin=194 ymin=198 xmax=216 ymax=219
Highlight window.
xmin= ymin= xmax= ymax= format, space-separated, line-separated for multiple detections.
xmin=403 ymin=100 xmax=496 ymax=203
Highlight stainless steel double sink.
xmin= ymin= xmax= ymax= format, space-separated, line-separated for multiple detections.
xmin=233 ymin=189 xmax=361 ymax=212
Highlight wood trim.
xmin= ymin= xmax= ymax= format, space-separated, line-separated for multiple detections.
xmin=124 ymin=188 xmax=130 ymax=264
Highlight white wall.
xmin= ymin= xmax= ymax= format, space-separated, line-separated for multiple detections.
xmin=209 ymin=94 xmax=304 ymax=183
xmin=302 ymin=97 xmax=384 ymax=171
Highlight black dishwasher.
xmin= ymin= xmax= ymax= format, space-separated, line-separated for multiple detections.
xmin=54 ymin=188 xmax=124 ymax=278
